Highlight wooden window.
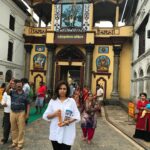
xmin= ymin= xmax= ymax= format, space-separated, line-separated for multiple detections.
xmin=9 ymin=15 xmax=15 ymax=31
xmin=137 ymin=14 xmax=149 ymax=57
xmin=7 ymin=41 xmax=13 ymax=61
xmin=138 ymin=30 xmax=145 ymax=56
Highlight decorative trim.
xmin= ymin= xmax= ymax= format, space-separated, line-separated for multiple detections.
xmin=95 ymin=37 xmax=131 ymax=45
xmin=0 ymin=25 xmax=24 ymax=42
xmin=132 ymin=48 xmax=150 ymax=66
xmin=144 ymin=76 xmax=150 ymax=80
xmin=23 ymin=35 xmax=46 ymax=44
xmin=30 ymin=70 xmax=46 ymax=75
xmin=92 ymin=71 xmax=111 ymax=79
xmin=0 ymin=60 xmax=24 ymax=70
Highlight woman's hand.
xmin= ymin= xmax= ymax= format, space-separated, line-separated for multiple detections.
xmin=47 ymin=109 xmax=61 ymax=119
xmin=59 ymin=120 xmax=70 ymax=127
xmin=54 ymin=109 xmax=61 ymax=117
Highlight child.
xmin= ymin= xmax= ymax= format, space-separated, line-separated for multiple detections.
xmin=140 ymin=103 xmax=150 ymax=118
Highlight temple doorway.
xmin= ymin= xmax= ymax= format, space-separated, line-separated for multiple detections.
xmin=60 ymin=65 xmax=83 ymax=86
xmin=55 ymin=46 xmax=85 ymax=87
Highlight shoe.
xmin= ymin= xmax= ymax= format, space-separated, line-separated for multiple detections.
xmin=1 ymin=139 xmax=4 ymax=142
xmin=0 ymin=139 xmax=7 ymax=144
xmin=9 ymin=143 xmax=17 ymax=148
xmin=0 ymin=141 xmax=7 ymax=145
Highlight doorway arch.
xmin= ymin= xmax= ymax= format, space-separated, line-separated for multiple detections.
xmin=56 ymin=45 xmax=85 ymax=62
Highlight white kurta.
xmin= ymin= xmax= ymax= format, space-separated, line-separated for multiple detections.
xmin=1 ymin=92 xmax=11 ymax=113
xmin=97 ymin=88 xmax=104 ymax=101
xmin=43 ymin=98 xmax=80 ymax=145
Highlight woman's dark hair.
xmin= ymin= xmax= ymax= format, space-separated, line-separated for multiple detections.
xmin=1 ymin=83 xmax=6 ymax=88
xmin=140 ymin=92 xmax=147 ymax=98
xmin=1 ymin=83 xmax=6 ymax=95
xmin=53 ymin=80 xmax=70 ymax=100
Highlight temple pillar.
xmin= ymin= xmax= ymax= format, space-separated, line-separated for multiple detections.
xmin=84 ymin=44 xmax=94 ymax=89
xmin=24 ymin=44 xmax=33 ymax=79
xmin=111 ymin=45 xmax=122 ymax=100
xmin=46 ymin=44 xmax=56 ymax=95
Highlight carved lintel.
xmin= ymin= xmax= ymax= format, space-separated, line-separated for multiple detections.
xmin=92 ymin=71 xmax=111 ymax=79
xmin=30 ymin=69 xmax=46 ymax=75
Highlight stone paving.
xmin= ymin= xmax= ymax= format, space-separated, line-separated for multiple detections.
xmin=0 ymin=107 xmax=146 ymax=150
xmin=105 ymin=105 xmax=150 ymax=150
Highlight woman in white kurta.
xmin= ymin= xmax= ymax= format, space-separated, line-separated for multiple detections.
xmin=43 ymin=80 xmax=80 ymax=150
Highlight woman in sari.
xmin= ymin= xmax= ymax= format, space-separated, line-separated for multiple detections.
xmin=133 ymin=92 xmax=150 ymax=141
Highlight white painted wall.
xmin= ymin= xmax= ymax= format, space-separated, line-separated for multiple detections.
xmin=132 ymin=0 xmax=150 ymax=99
xmin=0 ymin=0 xmax=27 ymax=84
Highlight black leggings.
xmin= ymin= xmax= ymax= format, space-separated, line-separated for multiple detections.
xmin=51 ymin=141 xmax=71 ymax=150
xmin=2 ymin=112 xmax=11 ymax=142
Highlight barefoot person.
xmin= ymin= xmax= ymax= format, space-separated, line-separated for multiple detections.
xmin=81 ymin=93 xmax=99 ymax=144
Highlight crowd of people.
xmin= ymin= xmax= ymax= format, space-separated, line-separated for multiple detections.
xmin=0 ymin=79 xmax=30 ymax=150
xmin=0 ymin=78 xmax=47 ymax=149
xmin=0 ymin=78 xmax=104 ymax=150
xmin=1 ymin=77 xmax=150 ymax=150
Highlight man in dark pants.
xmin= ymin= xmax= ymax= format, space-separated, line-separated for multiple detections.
xmin=0 ymin=81 xmax=15 ymax=144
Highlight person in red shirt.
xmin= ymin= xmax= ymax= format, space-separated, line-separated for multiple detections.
xmin=35 ymin=81 xmax=47 ymax=114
